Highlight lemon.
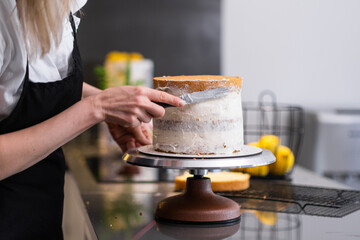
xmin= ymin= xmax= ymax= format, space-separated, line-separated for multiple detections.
xmin=259 ymin=135 xmax=280 ymax=154
xmin=245 ymin=165 xmax=270 ymax=177
xmin=231 ymin=142 xmax=260 ymax=173
xmin=255 ymin=211 xmax=278 ymax=226
xmin=247 ymin=141 xmax=260 ymax=147
xmin=230 ymin=168 xmax=246 ymax=173
xmin=269 ymin=145 xmax=295 ymax=175
xmin=232 ymin=141 xmax=270 ymax=176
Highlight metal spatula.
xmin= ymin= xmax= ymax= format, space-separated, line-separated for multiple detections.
xmin=154 ymin=87 xmax=230 ymax=108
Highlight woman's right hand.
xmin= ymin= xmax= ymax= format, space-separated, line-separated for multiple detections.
xmin=91 ymin=86 xmax=185 ymax=128
xmin=0 ymin=84 xmax=185 ymax=180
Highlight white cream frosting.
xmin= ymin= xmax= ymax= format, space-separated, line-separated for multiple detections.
xmin=153 ymin=91 xmax=244 ymax=154
xmin=162 ymin=91 xmax=242 ymax=121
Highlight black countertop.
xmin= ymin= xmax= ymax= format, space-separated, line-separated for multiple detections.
xmin=63 ymin=138 xmax=360 ymax=240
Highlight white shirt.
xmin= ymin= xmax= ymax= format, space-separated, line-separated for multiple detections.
xmin=0 ymin=0 xmax=87 ymax=121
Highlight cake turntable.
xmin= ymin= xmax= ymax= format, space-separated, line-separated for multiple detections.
xmin=122 ymin=145 xmax=275 ymax=224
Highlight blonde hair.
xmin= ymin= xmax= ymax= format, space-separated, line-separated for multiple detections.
xmin=16 ymin=0 xmax=73 ymax=57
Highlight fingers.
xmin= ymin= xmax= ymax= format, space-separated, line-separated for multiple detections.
xmin=145 ymin=88 xmax=186 ymax=108
xmin=100 ymin=86 xmax=185 ymax=128
xmin=131 ymin=105 xmax=153 ymax=123
xmin=116 ymin=92 xmax=164 ymax=122
xmin=123 ymin=95 xmax=164 ymax=121
xmin=141 ymin=124 xmax=152 ymax=143
xmin=126 ymin=140 xmax=136 ymax=151
xmin=140 ymin=88 xmax=186 ymax=119
xmin=107 ymin=123 xmax=152 ymax=152
xmin=130 ymin=126 xmax=152 ymax=146
xmin=143 ymin=102 xmax=166 ymax=119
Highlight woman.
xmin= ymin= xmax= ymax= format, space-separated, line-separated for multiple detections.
xmin=0 ymin=0 xmax=184 ymax=238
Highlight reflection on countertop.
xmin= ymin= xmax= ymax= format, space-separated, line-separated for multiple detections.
xmin=85 ymin=154 xmax=184 ymax=183
xmin=62 ymin=132 xmax=360 ymax=240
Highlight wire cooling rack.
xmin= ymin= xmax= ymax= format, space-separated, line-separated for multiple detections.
xmin=217 ymin=180 xmax=360 ymax=218
xmin=243 ymin=91 xmax=305 ymax=176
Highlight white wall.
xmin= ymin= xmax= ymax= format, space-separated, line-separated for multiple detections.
xmin=222 ymin=0 xmax=360 ymax=109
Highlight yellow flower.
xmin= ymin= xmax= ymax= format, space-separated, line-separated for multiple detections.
xmin=129 ymin=52 xmax=144 ymax=60
xmin=106 ymin=51 xmax=129 ymax=62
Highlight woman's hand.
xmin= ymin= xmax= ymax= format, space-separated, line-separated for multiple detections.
xmin=0 ymin=84 xmax=182 ymax=180
xmin=91 ymin=86 xmax=185 ymax=128
xmin=107 ymin=122 xmax=152 ymax=152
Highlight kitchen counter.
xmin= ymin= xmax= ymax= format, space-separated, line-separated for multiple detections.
xmin=62 ymin=136 xmax=360 ymax=240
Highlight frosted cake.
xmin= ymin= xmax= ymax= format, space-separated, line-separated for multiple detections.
xmin=153 ymin=75 xmax=243 ymax=155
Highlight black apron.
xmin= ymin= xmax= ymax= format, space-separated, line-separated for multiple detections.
xmin=0 ymin=15 xmax=83 ymax=239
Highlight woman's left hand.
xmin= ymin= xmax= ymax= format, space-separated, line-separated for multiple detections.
xmin=106 ymin=122 xmax=152 ymax=152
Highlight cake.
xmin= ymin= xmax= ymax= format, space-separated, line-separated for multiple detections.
xmin=174 ymin=171 xmax=250 ymax=192
xmin=153 ymin=75 xmax=243 ymax=155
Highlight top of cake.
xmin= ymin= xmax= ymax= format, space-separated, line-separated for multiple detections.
xmin=153 ymin=75 xmax=242 ymax=93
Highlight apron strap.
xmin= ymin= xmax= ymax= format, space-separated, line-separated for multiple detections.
xmin=69 ymin=13 xmax=77 ymax=40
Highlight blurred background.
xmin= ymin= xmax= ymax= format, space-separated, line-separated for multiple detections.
xmin=77 ymin=0 xmax=360 ymax=187
xmin=77 ymin=0 xmax=220 ymax=83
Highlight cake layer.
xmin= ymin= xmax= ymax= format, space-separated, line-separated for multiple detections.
xmin=154 ymin=118 xmax=243 ymax=132
xmin=153 ymin=129 xmax=244 ymax=154
xmin=153 ymin=75 xmax=242 ymax=93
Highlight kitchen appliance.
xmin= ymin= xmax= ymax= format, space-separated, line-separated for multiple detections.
xmin=299 ymin=109 xmax=360 ymax=189
xmin=122 ymin=145 xmax=275 ymax=223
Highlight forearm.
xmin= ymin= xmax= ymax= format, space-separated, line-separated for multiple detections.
xmin=0 ymin=96 xmax=103 ymax=180
xmin=0 ymin=84 xmax=185 ymax=180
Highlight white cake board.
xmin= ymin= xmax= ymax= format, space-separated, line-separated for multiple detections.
xmin=138 ymin=145 xmax=262 ymax=159
xmin=123 ymin=145 xmax=275 ymax=170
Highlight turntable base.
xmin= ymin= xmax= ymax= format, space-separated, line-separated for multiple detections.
xmin=156 ymin=177 xmax=241 ymax=224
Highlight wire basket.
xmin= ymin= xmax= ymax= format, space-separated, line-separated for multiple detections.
xmin=243 ymin=91 xmax=305 ymax=177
